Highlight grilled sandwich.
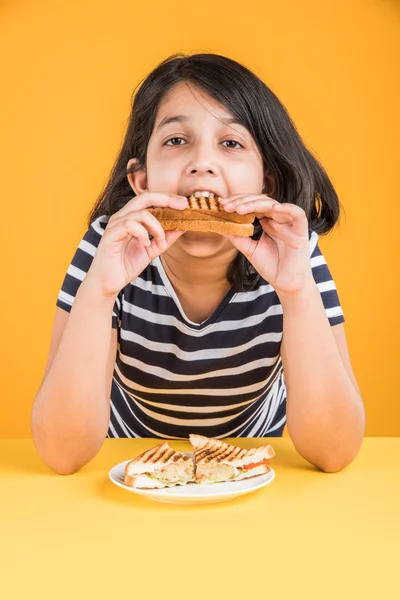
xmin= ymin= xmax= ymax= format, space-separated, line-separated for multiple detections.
xmin=148 ymin=193 xmax=255 ymax=236
xmin=190 ymin=434 xmax=275 ymax=484
xmin=124 ymin=442 xmax=195 ymax=489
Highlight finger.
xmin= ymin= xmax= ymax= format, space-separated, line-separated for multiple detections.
xmin=261 ymin=219 xmax=290 ymax=241
xmin=223 ymin=197 xmax=293 ymax=224
xmin=222 ymin=194 xmax=276 ymax=210
xmin=270 ymin=203 xmax=308 ymax=235
xmin=109 ymin=193 xmax=188 ymax=220
xmin=262 ymin=218 xmax=291 ymax=233
xmin=164 ymin=230 xmax=185 ymax=247
xmin=223 ymin=197 xmax=279 ymax=216
xmin=220 ymin=233 xmax=256 ymax=258
xmin=229 ymin=198 xmax=293 ymax=223
xmin=220 ymin=193 xmax=274 ymax=205
xmin=107 ymin=210 xmax=167 ymax=248
xmin=104 ymin=218 xmax=152 ymax=247
xmin=256 ymin=211 xmax=293 ymax=224
xmin=145 ymin=230 xmax=185 ymax=260
xmin=261 ymin=218 xmax=307 ymax=250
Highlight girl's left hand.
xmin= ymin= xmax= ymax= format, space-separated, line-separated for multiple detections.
xmin=221 ymin=193 xmax=315 ymax=297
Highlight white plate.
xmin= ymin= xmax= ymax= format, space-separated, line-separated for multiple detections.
xmin=109 ymin=452 xmax=275 ymax=505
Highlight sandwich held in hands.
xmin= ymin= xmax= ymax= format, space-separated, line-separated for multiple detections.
xmin=124 ymin=442 xmax=195 ymax=489
xmin=190 ymin=434 xmax=275 ymax=484
xmin=124 ymin=435 xmax=275 ymax=489
xmin=148 ymin=192 xmax=255 ymax=237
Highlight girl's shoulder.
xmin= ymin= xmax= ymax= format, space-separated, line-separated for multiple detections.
xmin=79 ymin=215 xmax=111 ymax=250
xmin=88 ymin=214 xmax=110 ymax=234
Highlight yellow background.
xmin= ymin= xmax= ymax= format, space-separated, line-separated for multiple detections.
xmin=1 ymin=0 xmax=398 ymax=438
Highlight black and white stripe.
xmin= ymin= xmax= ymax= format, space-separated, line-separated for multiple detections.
xmin=57 ymin=215 xmax=344 ymax=440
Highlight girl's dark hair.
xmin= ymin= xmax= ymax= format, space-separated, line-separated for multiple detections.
xmin=88 ymin=52 xmax=340 ymax=292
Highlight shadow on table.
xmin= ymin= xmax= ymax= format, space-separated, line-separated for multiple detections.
xmin=97 ymin=476 xmax=281 ymax=512
xmin=271 ymin=445 xmax=317 ymax=472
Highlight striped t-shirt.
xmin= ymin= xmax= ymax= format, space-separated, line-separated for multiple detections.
xmin=57 ymin=215 xmax=345 ymax=440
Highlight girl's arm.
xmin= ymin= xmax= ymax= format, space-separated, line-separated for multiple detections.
xmin=220 ymin=194 xmax=365 ymax=472
xmin=31 ymin=275 xmax=118 ymax=475
xmin=280 ymin=281 xmax=365 ymax=472
xmin=31 ymin=192 xmax=189 ymax=475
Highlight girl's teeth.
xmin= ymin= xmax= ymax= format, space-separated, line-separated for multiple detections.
xmin=194 ymin=191 xmax=214 ymax=197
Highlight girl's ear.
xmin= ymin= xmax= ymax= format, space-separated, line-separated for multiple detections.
xmin=127 ymin=158 xmax=148 ymax=195
xmin=263 ymin=169 xmax=276 ymax=197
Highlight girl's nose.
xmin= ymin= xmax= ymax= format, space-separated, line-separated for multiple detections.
xmin=188 ymin=162 xmax=216 ymax=175
xmin=185 ymin=139 xmax=221 ymax=175
xmin=186 ymin=151 xmax=219 ymax=175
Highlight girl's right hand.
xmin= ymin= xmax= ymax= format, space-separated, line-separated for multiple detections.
xmin=85 ymin=192 xmax=188 ymax=299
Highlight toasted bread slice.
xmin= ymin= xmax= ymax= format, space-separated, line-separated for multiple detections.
xmin=189 ymin=434 xmax=275 ymax=484
xmin=156 ymin=219 xmax=254 ymax=236
xmin=124 ymin=442 xmax=195 ymax=489
xmin=148 ymin=195 xmax=255 ymax=237
xmin=149 ymin=195 xmax=255 ymax=224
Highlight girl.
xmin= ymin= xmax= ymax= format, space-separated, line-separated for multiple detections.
xmin=31 ymin=53 xmax=365 ymax=475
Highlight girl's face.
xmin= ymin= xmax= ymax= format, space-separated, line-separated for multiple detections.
xmin=129 ymin=81 xmax=271 ymax=258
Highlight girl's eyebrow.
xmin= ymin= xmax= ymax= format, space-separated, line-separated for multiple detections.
xmin=155 ymin=114 xmax=247 ymax=133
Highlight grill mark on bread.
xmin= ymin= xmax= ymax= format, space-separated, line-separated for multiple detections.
xmin=193 ymin=437 xmax=224 ymax=463
xmin=201 ymin=446 xmax=230 ymax=463
xmin=194 ymin=448 xmax=212 ymax=462
xmin=172 ymin=453 xmax=191 ymax=463
xmin=197 ymin=445 xmax=247 ymax=464
xmin=161 ymin=448 xmax=175 ymax=463
xmin=200 ymin=444 xmax=229 ymax=463
xmin=187 ymin=196 xmax=229 ymax=221
xmin=214 ymin=446 xmax=247 ymax=463
xmin=143 ymin=443 xmax=170 ymax=464
xmin=141 ymin=443 xmax=173 ymax=465
xmin=195 ymin=444 xmax=224 ymax=463
xmin=187 ymin=195 xmax=222 ymax=211
xmin=186 ymin=195 xmax=250 ymax=222
xmin=139 ymin=443 xmax=192 ymax=467
xmin=192 ymin=434 xmax=257 ymax=464
xmin=141 ymin=443 xmax=165 ymax=463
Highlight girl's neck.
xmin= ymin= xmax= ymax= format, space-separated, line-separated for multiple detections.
xmin=160 ymin=249 xmax=237 ymax=323
xmin=160 ymin=247 xmax=237 ymax=291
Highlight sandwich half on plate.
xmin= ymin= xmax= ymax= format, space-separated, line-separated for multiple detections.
xmin=190 ymin=434 xmax=275 ymax=484
xmin=148 ymin=193 xmax=255 ymax=237
xmin=124 ymin=442 xmax=195 ymax=489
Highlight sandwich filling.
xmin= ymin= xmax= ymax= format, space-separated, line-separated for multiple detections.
xmin=143 ymin=462 xmax=195 ymax=486
xmin=195 ymin=458 xmax=271 ymax=483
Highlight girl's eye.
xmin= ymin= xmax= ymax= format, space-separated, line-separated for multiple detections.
xmin=165 ymin=137 xmax=186 ymax=146
xmin=164 ymin=137 xmax=243 ymax=149
xmin=221 ymin=140 xmax=243 ymax=149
